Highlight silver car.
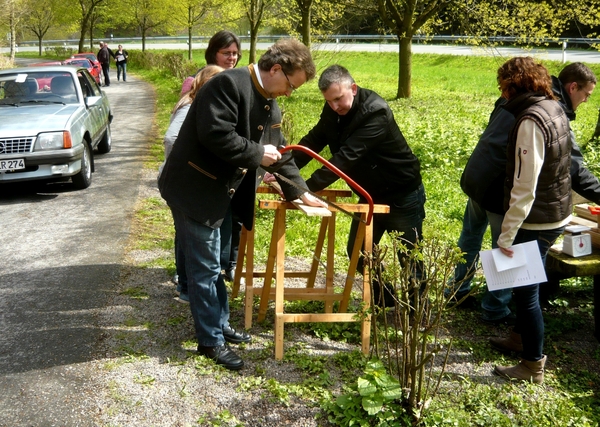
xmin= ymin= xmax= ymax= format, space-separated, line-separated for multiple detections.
xmin=0 ymin=66 xmax=113 ymax=189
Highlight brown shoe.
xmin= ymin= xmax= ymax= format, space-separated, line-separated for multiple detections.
xmin=494 ymin=355 xmax=546 ymax=384
xmin=490 ymin=330 xmax=523 ymax=355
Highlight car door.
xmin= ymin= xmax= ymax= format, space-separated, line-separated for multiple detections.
xmin=77 ymin=70 xmax=108 ymax=146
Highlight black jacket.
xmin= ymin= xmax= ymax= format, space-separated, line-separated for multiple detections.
xmin=158 ymin=65 xmax=306 ymax=230
xmin=294 ymin=87 xmax=421 ymax=203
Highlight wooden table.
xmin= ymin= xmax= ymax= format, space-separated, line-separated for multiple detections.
xmin=545 ymin=247 xmax=600 ymax=341
xmin=231 ymin=185 xmax=390 ymax=359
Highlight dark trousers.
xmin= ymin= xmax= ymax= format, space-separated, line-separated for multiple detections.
xmin=101 ymin=63 xmax=110 ymax=86
xmin=511 ymin=227 xmax=564 ymax=361
xmin=348 ymin=183 xmax=426 ymax=276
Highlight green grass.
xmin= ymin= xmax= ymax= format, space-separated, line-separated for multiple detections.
xmin=18 ymin=48 xmax=598 ymax=425
xmin=124 ymin=50 xmax=600 ymax=425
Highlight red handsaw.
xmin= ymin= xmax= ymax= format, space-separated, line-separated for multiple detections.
xmin=272 ymin=145 xmax=374 ymax=225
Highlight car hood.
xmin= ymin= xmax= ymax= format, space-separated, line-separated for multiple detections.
xmin=0 ymin=104 xmax=79 ymax=137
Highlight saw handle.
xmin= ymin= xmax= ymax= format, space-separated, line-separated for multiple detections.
xmin=588 ymin=206 xmax=600 ymax=215
xmin=278 ymin=145 xmax=374 ymax=225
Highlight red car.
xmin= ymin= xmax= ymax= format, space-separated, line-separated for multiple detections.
xmin=63 ymin=57 xmax=101 ymax=84
xmin=71 ymin=53 xmax=101 ymax=70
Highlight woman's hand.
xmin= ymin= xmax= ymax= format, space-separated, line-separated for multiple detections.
xmin=300 ymin=192 xmax=328 ymax=208
xmin=499 ymin=246 xmax=514 ymax=257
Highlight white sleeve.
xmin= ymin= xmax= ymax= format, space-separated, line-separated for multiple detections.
xmin=163 ymin=105 xmax=190 ymax=159
xmin=497 ymin=119 xmax=545 ymax=248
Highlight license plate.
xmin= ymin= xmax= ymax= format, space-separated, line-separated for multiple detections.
xmin=0 ymin=159 xmax=25 ymax=171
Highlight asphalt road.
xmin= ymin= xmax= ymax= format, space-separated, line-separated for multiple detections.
xmin=0 ymin=69 xmax=155 ymax=425
xmin=6 ymin=41 xmax=600 ymax=63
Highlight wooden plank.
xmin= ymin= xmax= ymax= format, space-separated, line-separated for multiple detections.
xmin=280 ymin=313 xmax=358 ymax=323
xmin=291 ymin=199 xmax=332 ymax=216
xmin=257 ymin=184 xmax=352 ymax=198
xmin=574 ymin=204 xmax=599 ymax=223
xmin=259 ymin=199 xmax=390 ymax=214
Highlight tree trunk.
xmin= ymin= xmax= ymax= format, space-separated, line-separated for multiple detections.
xmin=142 ymin=28 xmax=146 ymax=52
xmin=78 ymin=19 xmax=87 ymax=53
xmin=249 ymin=26 xmax=258 ymax=64
xmin=186 ymin=6 xmax=192 ymax=61
xmin=397 ymin=35 xmax=412 ymax=98
xmin=38 ymin=35 xmax=43 ymax=56
xmin=9 ymin=19 xmax=16 ymax=62
xmin=89 ymin=21 xmax=94 ymax=51
xmin=301 ymin=6 xmax=311 ymax=47
xmin=187 ymin=24 xmax=192 ymax=61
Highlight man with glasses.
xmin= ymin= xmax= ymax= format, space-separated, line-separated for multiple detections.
xmin=288 ymin=64 xmax=426 ymax=307
xmin=158 ymin=39 xmax=326 ymax=370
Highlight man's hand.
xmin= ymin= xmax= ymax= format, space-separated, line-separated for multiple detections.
xmin=262 ymin=172 xmax=276 ymax=183
xmin=499 ymin=246 xmax=514 ymax=257
xmin=261 ymin=145 xmax=282 ymax=167
xmin=300 ymin=192 xmax=328 ymax=208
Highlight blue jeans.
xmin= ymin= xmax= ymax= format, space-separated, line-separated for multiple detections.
xmin=348 ymin=184 xmax=426 ymax=275
xmin=174 ymin=207 xmax=232 ymax=295
xmin=447 ymin=198 xmax=488 ymax=298
xmin=170 ymin=207 xmax=230 ymax=347
xmin=511 ymin=227 xmax=564 ymax=361
xmin=117 ymin=62 xmax=127 ymax=81
xmin=480 ymin=211 xmax=514 ymax=320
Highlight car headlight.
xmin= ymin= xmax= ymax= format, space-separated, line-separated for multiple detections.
xmin=35 ymin=131 xmax=73 ymax=150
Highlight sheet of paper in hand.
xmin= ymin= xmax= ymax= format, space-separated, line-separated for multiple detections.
xmin=479 ymin=240 xmax=547 ymax=291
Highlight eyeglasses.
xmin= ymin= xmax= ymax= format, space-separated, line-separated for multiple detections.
xmin=218 ymin=50 xmax=238 ymax=58
xmin=282 ymin=70 xmax=296 ymax=91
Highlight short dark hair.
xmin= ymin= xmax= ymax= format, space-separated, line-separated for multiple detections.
xmin=205 ymin=30 xmax=242 ymax=66
xmin=497 ymin=57 xmax=554 ymax=100
xmin=318 ymin=65 xmax=355 ymax=91
xmin=558 ymin=62 xmax=597 ymax=87
xmin=257 ymin=39 xmax=316 ymax=81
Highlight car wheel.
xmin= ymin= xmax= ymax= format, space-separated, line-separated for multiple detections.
xmin=72 ymin=142 xmax=92 ymax=189
xmin=97 ymin=125 xmax=112 ymax=154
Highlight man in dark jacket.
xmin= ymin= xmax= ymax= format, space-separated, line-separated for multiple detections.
xmin=291 ymin=64 xmax=426 ymax=306
xmin=448 ymin=62 xmax=598 ymax=323
xmin=158 ymin=39 xmax=325 ymax=370
xmin=97 ymin=42 xmax=112 ymax=86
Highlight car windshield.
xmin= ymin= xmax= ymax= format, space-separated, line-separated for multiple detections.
xmin=0 ymin=72 xmax=79 ymax=105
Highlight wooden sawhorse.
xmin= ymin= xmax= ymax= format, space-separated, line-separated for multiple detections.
xmin=232 ymin=189 xmax=389 ymax=359
xmin=232 ymin=187 xmax=352 ymax=326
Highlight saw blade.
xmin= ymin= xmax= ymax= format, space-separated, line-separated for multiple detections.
xmin=272 ymin=172 xmax=365 ymax=223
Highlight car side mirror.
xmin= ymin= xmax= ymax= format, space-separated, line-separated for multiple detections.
xmin=85 ymin=95 xmax=102 ymax=107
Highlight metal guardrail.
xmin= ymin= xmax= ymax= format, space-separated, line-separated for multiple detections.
xmin=11 ymin=34 xmax=600 ymax=48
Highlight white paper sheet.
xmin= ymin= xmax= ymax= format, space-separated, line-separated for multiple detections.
xmin=479 ymin=240 xmax=547 ymax=291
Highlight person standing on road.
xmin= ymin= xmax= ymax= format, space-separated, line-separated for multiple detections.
xmin=97 ymin=42 xmax=112 ymax=87
xmin=158 ymin=39 xmax=326 ymax=371
xmin=115 ymin=44 xmax=129 ymax=82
